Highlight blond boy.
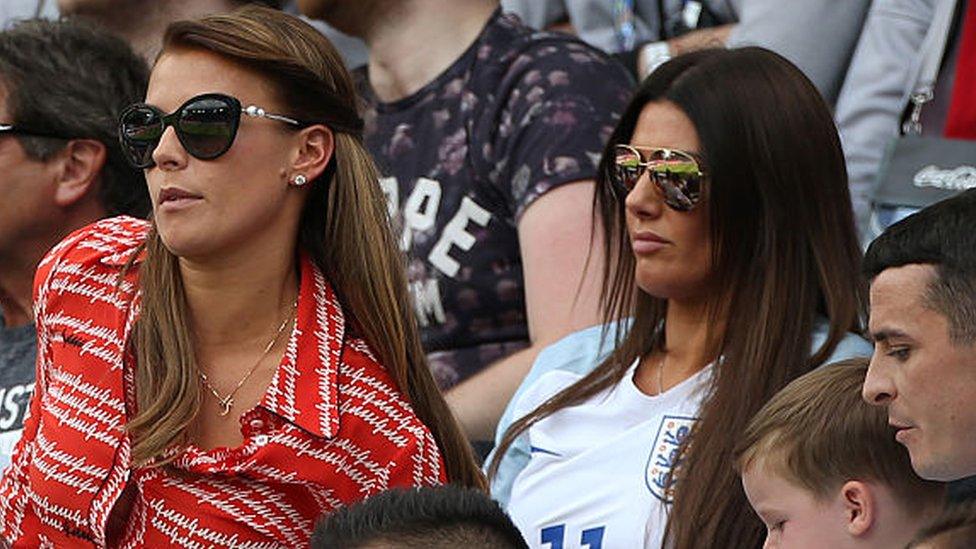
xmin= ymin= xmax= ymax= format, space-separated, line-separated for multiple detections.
xmin=735 ymin=358 xmax=944 ymax=548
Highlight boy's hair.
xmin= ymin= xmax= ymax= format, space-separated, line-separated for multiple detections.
xmin=311 ymin=486 xmax=528 ymax=549
xmin=734 ymin=358 xmax=943 ymax=508
xmin=907 ymin=502 xmax=976 ymax=548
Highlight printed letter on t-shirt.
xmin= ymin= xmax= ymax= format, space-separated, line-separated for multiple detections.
xmin=400 ymin=177 xmax=442 ymax=252
xmin=410 ymin=278 xmax=447 ymax=326
xmin=428 ymin=196 xmax=492 ymax=277
xmin=379 ymin=177 xmax=399 ymax=222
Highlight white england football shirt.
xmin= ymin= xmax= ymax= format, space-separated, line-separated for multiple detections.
xmin=507 ymin=360 xmax=712 ymax=549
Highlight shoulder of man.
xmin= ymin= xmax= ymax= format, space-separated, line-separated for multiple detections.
xmin=468 ymin=13 xmax=633 ymax=212
xmin=33 ymin=216 xmax=149 ymax=303
xmin=483 ymin=12 xmax=634 ymax=91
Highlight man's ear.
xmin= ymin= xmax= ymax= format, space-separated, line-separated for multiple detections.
xmin=841 ymin=480 xmax=875 ymax=537
xmin=288 ymin=124 xmax=335 ymax=183
xmin=53 ymin=139 xmax=106 ymax=207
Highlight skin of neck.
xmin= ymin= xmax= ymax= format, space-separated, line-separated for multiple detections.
xmin=178 ymin=222 xmax=301 ymax=353
xmin=659 ymin=295 xmax=725 ymax=379
xmin=363 ymin=0 xmax=499 ymax=103
xmin=0 ymin=263 xmax=34 ymax=328
xmin=857 ymin=487 xmax=942 ymax=549
xmin=0 ymin=196 xmax=106 ymax=328
xmin=92 ymin=0 xmax=245 ymax=62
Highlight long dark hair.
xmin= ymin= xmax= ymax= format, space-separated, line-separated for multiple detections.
xmin=127 ymin=6 xmax=485 ymax=489
xmin=489 ymin=47 xmax=866 ymax=547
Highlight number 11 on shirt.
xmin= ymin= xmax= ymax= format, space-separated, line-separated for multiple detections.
xmin=540 ymin=524 xmax=606 ymax=549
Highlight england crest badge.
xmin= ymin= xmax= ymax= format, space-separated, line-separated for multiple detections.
xmin=645 ymin=414 xmax=697 ymax=503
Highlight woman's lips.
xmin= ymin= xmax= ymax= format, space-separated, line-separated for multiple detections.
xmin=631 ymin=230 xmax=672 ymax=254
xmin=157 ymin=187 xmax=203 ymax=212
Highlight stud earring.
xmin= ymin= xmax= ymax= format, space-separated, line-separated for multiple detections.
xmin=291 ymin=174 xmax=308 ymax=187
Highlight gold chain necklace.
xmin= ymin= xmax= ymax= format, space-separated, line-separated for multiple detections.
xmin=198 ymin=300 xmax=297 ymax=416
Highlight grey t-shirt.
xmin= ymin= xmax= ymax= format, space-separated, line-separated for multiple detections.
xmin=0 ymin=312 xmax=36 ymax=472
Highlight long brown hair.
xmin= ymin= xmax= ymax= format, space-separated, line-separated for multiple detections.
xmin=489 ymin=48 xmax=866 ymax=547
xmin=126 ymin=6 xmax=484 ymax=489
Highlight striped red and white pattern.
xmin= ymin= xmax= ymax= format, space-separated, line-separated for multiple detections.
xmin=0 ymin=217 xmax=445 ymax=548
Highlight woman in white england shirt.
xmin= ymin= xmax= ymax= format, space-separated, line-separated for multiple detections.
xmin=489 ymin=47 xmax=871 ymax=549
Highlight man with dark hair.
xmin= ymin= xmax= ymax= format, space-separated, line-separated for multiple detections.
xmin=0 ymin=17 xmax=149 ymax=471
xmin=862 ymin=189 xmax=976 ymax=487
xmin=312 ymin=486 xmax=529 ymax=549
xmin=58 ymin=0 xmax=366 ymax=67
xmin=57 ymin=0 xmax=284 ymax=60
xmin=298 ymin=0 xmax=632 ymax=447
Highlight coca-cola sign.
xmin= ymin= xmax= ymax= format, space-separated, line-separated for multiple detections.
xmin=913 ymin=165 xmax=976 ymax=191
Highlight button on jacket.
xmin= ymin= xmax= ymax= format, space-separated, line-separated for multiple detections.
xmin=0 ymin=217 xmax=445 ymax=548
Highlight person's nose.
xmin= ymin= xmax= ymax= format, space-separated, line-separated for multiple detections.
xmin=151 ymin=125 xmax=188 ymax=170
xmin=862 ymin=351 xmax=896 ymax=406
xmin=624 ymin=171 xmax=665 ymax=220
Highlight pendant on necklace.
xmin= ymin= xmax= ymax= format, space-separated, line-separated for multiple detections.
xmin=218 ymin=396 xmax=234 ymax=416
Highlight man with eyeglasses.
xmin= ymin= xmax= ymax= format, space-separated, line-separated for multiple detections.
xmin=0 ymin=18 xmax=149 ymax=472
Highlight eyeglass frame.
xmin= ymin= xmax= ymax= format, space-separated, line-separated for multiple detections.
xmin=611 ymin=144 xmax=708 ymax=212
xmin=0 ymin=124 xmax=71 ymax=140
xmin=118 ymin=93 xmax=307 ymax=169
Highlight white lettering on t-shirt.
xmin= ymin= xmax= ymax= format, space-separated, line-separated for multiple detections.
xmin=383 ymin=177 xmax=494 ymax=327
xmin=400 ymin=177 xmax=442 ymax=252
xmin=429 ymin=196 xmax=492 ymax=277
xmin=379 ymin=176 xmax=400 ymax=222
xmin=0 ymin=383 xmax=33 ymax=431
xmin=410 ymin=277 xmax=447 ymax=327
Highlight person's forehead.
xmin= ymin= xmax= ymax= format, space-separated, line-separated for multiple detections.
xmin=744 ymin=456 xmax=796 ymax=492
xmin=146 ymin=49 xmax=279 ymax=112
xmin=630 ymin=100 xmax=701 ymax=154
xmin=869 ymin=264 xmax=944 ymax=334
xmin=870 ymin=264 xmax=936 ymax=307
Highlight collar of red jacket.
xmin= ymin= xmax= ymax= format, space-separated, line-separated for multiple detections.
xmin=99 ymin=234 xmax=343 ymax=440
xmin=256 ymin=252 xmax=343 ymax=439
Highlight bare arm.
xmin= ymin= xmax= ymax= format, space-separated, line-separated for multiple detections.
xmin=727 ymin=0 xmax=872 ymax=105
xmin=637 ymin=24 xmax=736 ymax=79
xmin=445 ymin=180 xmax=605 ymax=441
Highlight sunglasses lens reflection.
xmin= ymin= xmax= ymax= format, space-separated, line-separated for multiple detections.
xmin=651 ymin=171 xmax=698 ymax=211
xmin=120 ymin=106 xmax=163 ymax=168
xmin=612 ymin=146 xmax=704 ymax=211
xmin=613 ymin=146 xmax=642 ymax=191
xmin=178 ymin=97 xmax=237 ymax=159
xmin=119 ymin=95 xmax=241 ymax=169
xmin=649 ymin=156 xmax=702 ymax=211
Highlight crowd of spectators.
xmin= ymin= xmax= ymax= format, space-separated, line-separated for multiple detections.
xmin=0 ymin=0 xmax=973 ymax=547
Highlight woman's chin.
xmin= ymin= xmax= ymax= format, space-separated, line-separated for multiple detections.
xmin=635 ymin=273 xmax=682 ymax=300
xmin=635 ymin=278 xmax=705 ymax=302
xmin=158 ymin=229 xmax=220 ymax=260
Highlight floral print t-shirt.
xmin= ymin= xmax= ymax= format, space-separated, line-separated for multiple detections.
xmin=359 ymin=10 xmax=633 ymax=389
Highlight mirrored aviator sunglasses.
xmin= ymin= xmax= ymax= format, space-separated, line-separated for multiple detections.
xmin=118 ymin=92 xmax=303 ymax=169
xmin=612 ymin=144 xmax=706 ymax=212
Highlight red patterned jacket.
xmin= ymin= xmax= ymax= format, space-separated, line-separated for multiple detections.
xmin=0 ymin=217 xmax=445 ymax=547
